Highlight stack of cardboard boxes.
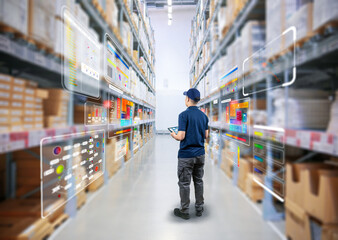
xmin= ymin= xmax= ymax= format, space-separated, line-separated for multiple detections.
xmin=43 ymin=89 xmax=69 ymax=128
xmin=105 ymin=138 xmax=122 ymax=178
xmin=13 ymin=147 xmax=41 ymax=198
xmin=285 ymin=163 xmax=338 ymax=240
xmin=0 ymin=74 xmax=48 ymax=133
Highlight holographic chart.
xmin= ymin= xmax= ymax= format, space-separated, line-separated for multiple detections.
xmin=40 ymin=130 xmax=105 ymax=218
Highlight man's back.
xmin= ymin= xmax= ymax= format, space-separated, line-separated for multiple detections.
xmin=178 ymin=106 xmax=209 ymax=158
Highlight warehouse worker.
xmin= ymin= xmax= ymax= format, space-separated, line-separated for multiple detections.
xmin=170 ymin=88 xmax=209 ymax=220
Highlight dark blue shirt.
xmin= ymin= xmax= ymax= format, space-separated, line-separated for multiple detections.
xmin=178 ymin=106 xmax=209 ymax=158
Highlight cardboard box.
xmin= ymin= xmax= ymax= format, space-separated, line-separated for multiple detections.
xmin=87 ymin=174 xmax=104 ymax=192
xmin=35 ymin=110 xmax=43 ymax=116
xmin=304 ymin=168 xmax=338 ymax=224
xmin=24 ymin=109 xmax=35 ymax=116
xmin=285 ymin=163 xmax=331 ymax=209
xmin=13 ymin=77 xmax=26 ymax=87
xmin=245 ymin=173 xmax=264 ymax=202
xmin=11 ymin=109 xmax=23 ymax=116
xmin=0 ymin=100 xmax=10 ymax=108
xmin=35 ymin=89 xmax=49 ymax=99
xmin=24 ymin=88 xmax=35 ymax=96
xmin=44 ymin=116 xmax=67 ymax=128
xmin=77 ymin=189 xmax=86 ymax=209
xmin=11 ymin=101 xmax=24 ymax=109
xmin=285 ymin=206 xmax=311 ymax=240
xmin=11 ymin=85 xmax=25 ymax=94
xmin=238 ymin=158 xmax=253 ymax=192
xmin=0 ymin=74 xmax=12 ymax=84
xmin=0 ymin=82 xmax=11 ymax=92
xmin=0 ymin=91 xmax=10 ymax=100
xmin=24 ymin=101 xmax=35 ymax=109
xmin=46 ymin=89 xmax=69 ymax=100
xmin=43 ymin=100 xmax=68 ymax=116
xmin=0 ymin=108 xmax=9 ymax=116
xmin=28 ymin=0 xmax=55 ymax=49
xmin=11 ymin=93 xmax=24 ymax=101
xmin=24 ymin=94 xmax=35 ymax=102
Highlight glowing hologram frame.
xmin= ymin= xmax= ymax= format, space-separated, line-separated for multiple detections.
xmin=104 ymin=33 xmax=130 ymax=91
xmin=242 ymin=26 xmax=297 ymax=96
xmin=220 ymin=66 xmax=239 ymax=93
xmin=252 ymin=125 xmax=285 ymax=202
xmin=223 ymin=97 xmax=251 ymax=146
xmin=61 ymin=7 xmax=101 ymax=99
xmin=40 ymin=130 xmax=105 ymax=218
xmin=84 ymin=101 xmax=108 ymax=126
xmin=253 ymin=178 xmax=284 ymax=202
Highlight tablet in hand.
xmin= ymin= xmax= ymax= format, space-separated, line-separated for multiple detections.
xmin=168 ymin=127 xmax=178 ymax=134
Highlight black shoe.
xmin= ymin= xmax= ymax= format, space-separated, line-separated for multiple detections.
xmin=174 ymin=208 xmax=190 ymax=220
xmin=196 ymin=208 xmax=204 ymax=217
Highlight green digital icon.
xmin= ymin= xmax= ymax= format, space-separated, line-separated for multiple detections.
xmin=56 ymin=165 xmax=64 ymax=175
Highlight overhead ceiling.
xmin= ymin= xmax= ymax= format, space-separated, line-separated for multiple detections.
xmin=146 ymin=0 xmax=198 ymax=8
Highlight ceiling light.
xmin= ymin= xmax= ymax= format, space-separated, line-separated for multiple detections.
xmin=168 ymin=19 xmax=172 ymax=26
xmin=167 ymin=0 xmax=172 ymax=5
xmin=168 ymin=13 xmax=172 ymax=19
xmin=168 ymin=6 xmax=172 ymax=13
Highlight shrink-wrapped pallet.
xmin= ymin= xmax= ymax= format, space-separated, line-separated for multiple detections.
xmin=0 ymin=0 xmax=28 ymax=36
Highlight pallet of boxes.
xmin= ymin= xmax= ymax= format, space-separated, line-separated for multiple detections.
xmin=244 ymin=157 xmax=265 ymax=203
xmin=285 ymin=163 xmax=338 ymax=240
xmin=0 ymin=147 xmax=69 ymax=240
xmin=43 ymin=89 xmax=69 ymax=128
xmin=105 ymin=138 xmax=122 ymax=178
xmin=0 ymin=74 xmax=49 ymax=133
xmin=220 ymin=141 xmax=236 ymax=179
xmin=72 ymin=153 xmax=87 ymax=209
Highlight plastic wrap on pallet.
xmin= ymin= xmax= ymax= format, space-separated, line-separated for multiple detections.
xmin=241 ymin=21 xmax=265 ymax=74
xmin=285 ymin=2 xmax=313 ymax=48
xmin=0 ymin=0 xmax=28 ymax=35
xmin=218 ymin=7 xmax=227 ymax=37
xmin=106 ymin=0 xmax=118 ymax=28
xmin=271 ymin=89 xmax=331 ymax=129
xmin=327 ymin=91 xmax=338 ymax=134
xmin=28 ymin=0 xmax=55 ymax=49
xmin=313 ymin=0 xmax=338 ymax=31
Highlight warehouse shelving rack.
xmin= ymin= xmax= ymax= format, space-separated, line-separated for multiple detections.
xmin=193 ymin=0 xmax=338 ymax=222
xmin=0 ymin=0 xmax=156 ymax=218
xmin=190 ymin=0 xmax=265 ymax=88
xmin=80 ymin=0 xmax=156 ymax=92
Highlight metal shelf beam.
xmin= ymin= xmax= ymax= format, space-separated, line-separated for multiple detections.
xmin=0 ymin=120 xmax=156 ymax=154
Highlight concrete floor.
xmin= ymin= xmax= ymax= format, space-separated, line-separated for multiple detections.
xmin=53 ymin=135 xmax=284 ymax=240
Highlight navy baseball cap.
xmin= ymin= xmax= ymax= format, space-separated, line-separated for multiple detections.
xmin=183 ymin=88 xmax=200 ymax=102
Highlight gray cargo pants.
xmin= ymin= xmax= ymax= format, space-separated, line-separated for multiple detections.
xmin=177 ymin=155 xmax=205 ymax=214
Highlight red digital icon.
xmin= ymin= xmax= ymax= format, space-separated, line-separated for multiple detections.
xmin=53 ymin=146 xmax=62 ymax=155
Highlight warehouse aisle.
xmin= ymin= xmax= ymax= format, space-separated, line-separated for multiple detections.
xmin=53 ymin=135 xmax=282 ymax=240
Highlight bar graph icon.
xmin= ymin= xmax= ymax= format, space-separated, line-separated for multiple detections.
xmin=85 ymin=102 xmax=107 ymax=126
